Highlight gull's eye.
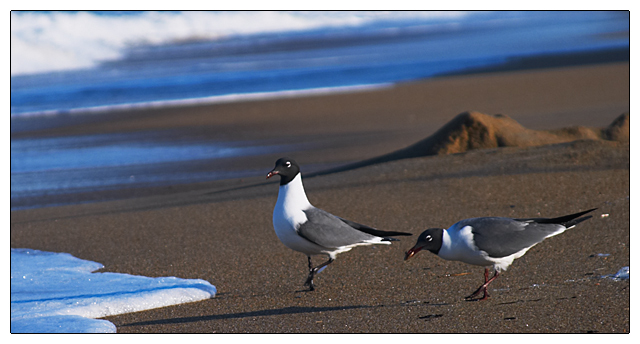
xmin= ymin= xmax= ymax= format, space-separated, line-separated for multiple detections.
xmin=426 ymin=235 xmax=432 ymax=241
xmin=285 ymin=161 xmax=291 ymax=168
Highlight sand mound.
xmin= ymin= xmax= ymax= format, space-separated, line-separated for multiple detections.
xmin=311 ymin=111 xmax=629 ymax=176
xmin=603 ymin=112 xmax=630 ymax=142
xmin=398 ymin=111 xmax=629 ymax=157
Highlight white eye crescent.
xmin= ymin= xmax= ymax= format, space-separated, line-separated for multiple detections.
xmin=285 ymin=161 xmax=291 ymax=168
xmin=426 ymin=235 xmax=432 ymax=241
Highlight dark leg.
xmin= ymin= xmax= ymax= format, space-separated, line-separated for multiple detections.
xmin=303 ymin=256 xmax=334 ymax=291
xmin=304 ymin=256 xmax=315 ymax=291
xmin=465 ymin=268 xmax=500 ymax=301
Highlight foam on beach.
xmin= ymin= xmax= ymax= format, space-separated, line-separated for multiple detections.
xmin=10 ymin=248 xmax=217 ymax=333
xmin=604 ymin=266 xmax=629 ymax=281
xmin=10 ymin=83 xmax=394 ymax=119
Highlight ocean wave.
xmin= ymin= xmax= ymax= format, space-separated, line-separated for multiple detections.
xmin=10 ymin=11 xmax=471 ymax=76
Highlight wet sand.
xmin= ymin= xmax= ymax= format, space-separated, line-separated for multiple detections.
xmin=10 ymin=62 xmax=630 ymax=333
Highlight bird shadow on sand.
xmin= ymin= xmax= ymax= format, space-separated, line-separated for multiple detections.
xmin=118 ymin=305 xmax=376 ymax=328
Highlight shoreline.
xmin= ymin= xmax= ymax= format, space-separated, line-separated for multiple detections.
xmin=10 ymin=62 xmax=630 ymax=333
xmin=11 ymin=46 xmax=629 ymax=122
xmin=12 ymin=62 xmax=629 ymax=138
xmin=10 ymin=62 xmax=630 ymax=211
xmin=10 ymin=83 xmax=396 ymax=121
xmin=438 ymin=46 xmax=629 ymax=77
xmin=13 ymin=139 xmax=630 ymax=333
xmin=11 ymin=46 xmax=629 ymax=137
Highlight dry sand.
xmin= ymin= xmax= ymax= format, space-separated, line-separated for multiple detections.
xmin=10 ymin=62 xmax=630 ymax=333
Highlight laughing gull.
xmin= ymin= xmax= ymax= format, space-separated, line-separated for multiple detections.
xmin=267 ymin=157 xmax=412 ymax=291
xmin=404 ymin=208 xmax=596 ymax=300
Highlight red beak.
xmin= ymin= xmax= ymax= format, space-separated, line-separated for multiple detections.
xmin=404 ymin=246 xmax=423 ymax=261
xmin=266 ymin=170 xmax=278 ymax=179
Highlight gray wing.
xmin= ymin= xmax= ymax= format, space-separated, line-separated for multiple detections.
xmin=297 ymin=207 xmax=379 ymax=248
xmin=461 ymin=217 xmax=565 ymax=258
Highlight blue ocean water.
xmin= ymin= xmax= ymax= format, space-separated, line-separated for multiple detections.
xmin=10 ymin=11 xmax=629 ymax=117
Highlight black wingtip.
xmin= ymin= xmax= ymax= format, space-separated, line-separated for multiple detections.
xmin=337 ymin=217 xmax=412 ymax=237
xmin=538 ymin=208 xmax=598 ymax=227
xmin=564 ymin=215 xmax=594 ymax=229
xmin=380 ymin=230 xmax=413 ymax=237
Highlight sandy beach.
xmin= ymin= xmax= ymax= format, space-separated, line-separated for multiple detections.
xmin=10 ymin=62 xmax=630 ymax=333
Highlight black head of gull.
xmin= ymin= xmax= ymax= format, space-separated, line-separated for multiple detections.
xmin=404 ymin=228 xmax=444 ymax=257
xmin=267 ymin=157 xmax=412 ymax=291
xmin=405 ymin=208 xmax=597 ymax=301
xmin=266 ymin=157 xmax=300 ymax=185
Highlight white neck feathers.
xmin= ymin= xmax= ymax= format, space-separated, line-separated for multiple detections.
xmin=277 ymin=173 xmax=312 ymax=210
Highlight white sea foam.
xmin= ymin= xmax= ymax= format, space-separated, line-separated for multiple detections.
xmin=11 ymin=248 xmax=217 ymax=333
xmin=603 ymin=266 xmax=629 ymax=281
xmin=11 ymin=83 xmax=394 ymax=119
xmin=11 ymin=11 xmax=470 ymax=75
